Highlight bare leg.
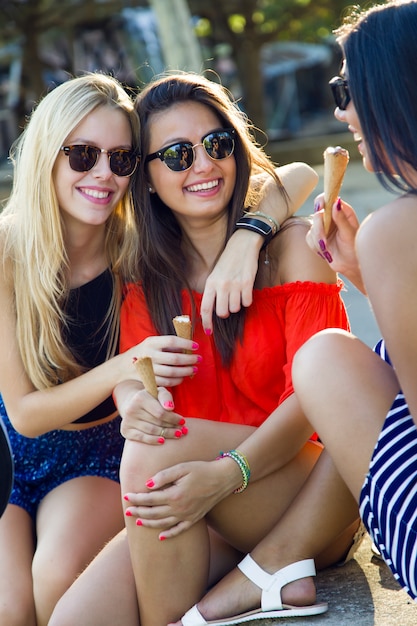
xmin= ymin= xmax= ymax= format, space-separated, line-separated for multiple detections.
xmin=0 ymin=504 xmax=36 ymax=626
xmin=121 ymin=420 xmax=324 ymax=626
xmin=49 ymin=529 xmax=139 ymax=626
xmin=293 ymin=329 xmax=399 ymax=498
xmin=169 ymin=451 xmax=359 ymax=625
xmin=34 ymin=476 xmax=124 ymax=625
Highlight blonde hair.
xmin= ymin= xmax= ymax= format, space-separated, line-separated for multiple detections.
xmin=1 ymin=73 xmax=140 ymax=389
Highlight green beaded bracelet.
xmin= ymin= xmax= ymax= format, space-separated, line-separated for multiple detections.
xmin=217 ymin=449 xmax=251 ymax=494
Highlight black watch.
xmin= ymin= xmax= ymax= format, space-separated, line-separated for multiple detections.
xmin=235 ymin=216 xmax=274 ymax=248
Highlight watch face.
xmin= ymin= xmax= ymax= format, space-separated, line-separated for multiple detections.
xmin=0 ymin=417 xmax=13 ymax=518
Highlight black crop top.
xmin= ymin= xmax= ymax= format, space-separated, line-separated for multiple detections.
xmin=64 ymin=269 xmax=117 ymax=424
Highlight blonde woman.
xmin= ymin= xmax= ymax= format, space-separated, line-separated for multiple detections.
xmin=0 ymin=73 xmax=204 ymax=626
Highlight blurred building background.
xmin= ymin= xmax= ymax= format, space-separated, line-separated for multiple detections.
xmin=0 ymin=0 xmax=362 ymax=165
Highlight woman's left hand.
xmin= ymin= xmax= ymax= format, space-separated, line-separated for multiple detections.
xmin=200 ymin=230 xmax=261 ymax=334
xmin=124 ymin=460 xmax=232 ymax=538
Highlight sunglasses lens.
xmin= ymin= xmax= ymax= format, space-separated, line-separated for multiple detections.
xmin=160 ymin=143 xmax=193 ymax=172
xmin=109 ymin=150 xmax=138 ymax=176
xmin=203 ymin=131 xmax=234 ymax=159
xmin=329 ymin=77 xmax=350 ymax=110
xmin=65 ymin=145 xmax=137 ymax=176
xmin=68 ymin=145 xmax=98 ymax=172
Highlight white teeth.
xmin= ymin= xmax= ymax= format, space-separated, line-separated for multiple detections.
xmin=82 ymin=188 xmax=110 ymax=199
xmin=186 ymin=180 xmax=219 ymax=192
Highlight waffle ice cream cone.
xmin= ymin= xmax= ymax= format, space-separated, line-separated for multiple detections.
xmin=133 ymin=356 xmax=158 ymax=398
xmin=173 ymin=315 xmax=192 ymax=354
xmin=323 ymin=146 xmax=349 ymax=234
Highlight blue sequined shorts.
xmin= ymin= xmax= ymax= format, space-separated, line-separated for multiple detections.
xmin=0 ymin=396 xmax=124 ymax=519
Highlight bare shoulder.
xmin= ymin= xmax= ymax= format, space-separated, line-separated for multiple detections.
xmin=357 ymin=195 xmax=417 ymax=264
xmin=267 ymin=217 xmax=337 ymax=285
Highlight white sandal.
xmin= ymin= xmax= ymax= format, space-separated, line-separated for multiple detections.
xmin=181 ymin=555 xmax=328 ymax=625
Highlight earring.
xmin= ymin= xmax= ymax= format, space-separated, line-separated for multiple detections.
xmin=148 ymin=186 xmax=154 ymax=193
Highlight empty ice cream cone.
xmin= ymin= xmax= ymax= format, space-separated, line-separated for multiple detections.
xmin=323 ymin=146 xmax=349 ymax=234
xmin=133 ymin=356 xmax=158 ymax=398
xmin=173 ymin=315 xmax=192 ymax=354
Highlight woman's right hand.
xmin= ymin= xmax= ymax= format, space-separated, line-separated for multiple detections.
xmin=307 ymin=194 xmax=366 ymax=293
xmin=115 ymin=380 xmax=188 ymax=444
xmin=124 ymin=334 xmax=200 ymax=388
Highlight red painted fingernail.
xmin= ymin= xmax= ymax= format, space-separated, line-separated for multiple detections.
xmin=123 ymin=494 xmax=130 ymax=501
xmin=146 ymin=479 xmax=155 ymax=488
xmin=157 ymin=437 xmax=165 ymax=444
xmin=159 ymin=535 xmax=166 ymax=541
xmin=318 ymin=239 xmax=326 ymax=252
xmin=178 ymin=417 xmax=185 ymax=425
xmin=181 ymin=426 xmax=188 ymax=435
xmin=192 ymin=342 xmax=199 ymax=349
xmin=174 ymin=430 xmax=182 ymax=438
xmin=125 ymin=510 xmax=132 ymax=517
xmin=136 ymin=519 xmax=143 ymax=526
xmin=337 ymin=198 xmax=342 ymax=210
xmin=163 ymin=401 xmax=174 ymax=409
xmin=204 ymin=328 xmax=212 ymax=336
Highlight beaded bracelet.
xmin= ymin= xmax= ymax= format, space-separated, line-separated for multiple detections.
xmin=244 ymin=211 xmax=280 ymax=235
xmin=217 ymin=449 xmax=251 ymax=494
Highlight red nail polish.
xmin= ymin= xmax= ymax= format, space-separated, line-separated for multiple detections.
xmin=123 ymin=494 xmax=130 ymax=501
xmin=136 ymin=519 xmax=143 ymax=526
xmin=159 ymin=535 xmax=166 ymax=541
xmin=163 ymin=400 xmax=174 ymax=409
xmin=204 ymin=328 xmax=212 ymax=336
xmin=181 ymin=426 xmax=188 ymax=435
xmin=146 ymin=479 xmax=155 ymax=488
xmin=193 ymin=366 xmax=198 ymax=373
xmin=174 ymin=430 xmax=182 ymax=438
xmin=125 ymin=510 xmax=132 ymax=517
xmin=192 ymin=342 xmax=199 ymax=349
xmin=196 ymin=355 xmax=203 ymax=363
xmin=337 ymin=198 xmax=342 ymax=210
xmin=178 ymin=417 xmax=185 ymax=425
xmin=157 ymin=437 xmax=165 ymax=444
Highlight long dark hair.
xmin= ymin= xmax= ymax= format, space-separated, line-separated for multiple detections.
xmin=336 ymin=0 xmax=417 ymax=193
xmin=133 ymin=72 xmax=285 ymax=364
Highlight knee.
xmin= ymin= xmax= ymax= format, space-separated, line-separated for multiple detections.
xmin=293 ymin=328 xmax=352 ymax=394
xmin=32 ymin=551 xmax=75 ymax=622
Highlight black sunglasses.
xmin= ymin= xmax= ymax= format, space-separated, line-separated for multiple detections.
xmin=329 ymin=76 xmax=351 ymax=111
xmin=146 ymin=129 xmax=235 ymax=172
xmin=60 ymin=144 xmax=139 ymax=177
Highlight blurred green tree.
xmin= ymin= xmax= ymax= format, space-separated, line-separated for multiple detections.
xmin=0 ymin=0 xmax=358 ymax=135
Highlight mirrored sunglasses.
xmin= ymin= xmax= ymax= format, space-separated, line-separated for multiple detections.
xmin=146 ymin=129 xmax=235 ymax=172
xmin=60 ymin=144 xmax=139 ymax=177
xmin=329 ymin=76 xmax=351 ymax=111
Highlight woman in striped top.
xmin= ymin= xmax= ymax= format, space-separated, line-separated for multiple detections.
xmin=293 ymin=0 xmax=417 ymax=602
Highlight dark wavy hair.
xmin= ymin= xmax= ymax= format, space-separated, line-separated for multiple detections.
xmin=133 ymin=72 xmax=285 ymax=364
xmin=336 ymin=0 xmax=417 ymax=193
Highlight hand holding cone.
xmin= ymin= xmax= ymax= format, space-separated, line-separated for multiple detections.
xmin=133 ymin=356 xmax=158 ymax=398
xmin=323 ymin=146 xmax=349 ymax=234
xmin=173 ymin=315 xmax=193 ymax=354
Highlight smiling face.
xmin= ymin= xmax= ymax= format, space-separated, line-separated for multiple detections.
xmin=53 ymin=105 xmax=132 ymax=230
xmin=146 ymin=101 xmax=236 ymax=230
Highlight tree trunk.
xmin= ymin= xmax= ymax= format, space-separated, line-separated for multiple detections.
xmin=148 ymin=0 xmax=203 ymax=73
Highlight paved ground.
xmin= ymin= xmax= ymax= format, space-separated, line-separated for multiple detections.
xmin=1 ymin=152 xmax=415 ymax=624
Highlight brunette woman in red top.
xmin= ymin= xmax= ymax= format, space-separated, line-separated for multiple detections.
xmin=112 ymin=73 xmax=361 ymax=626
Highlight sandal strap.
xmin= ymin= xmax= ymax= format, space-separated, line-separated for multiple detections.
xmin=238 ymin=555 xmax=316 ymax=612
xmin=181 ymin=604 xmax=207 ymax=626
